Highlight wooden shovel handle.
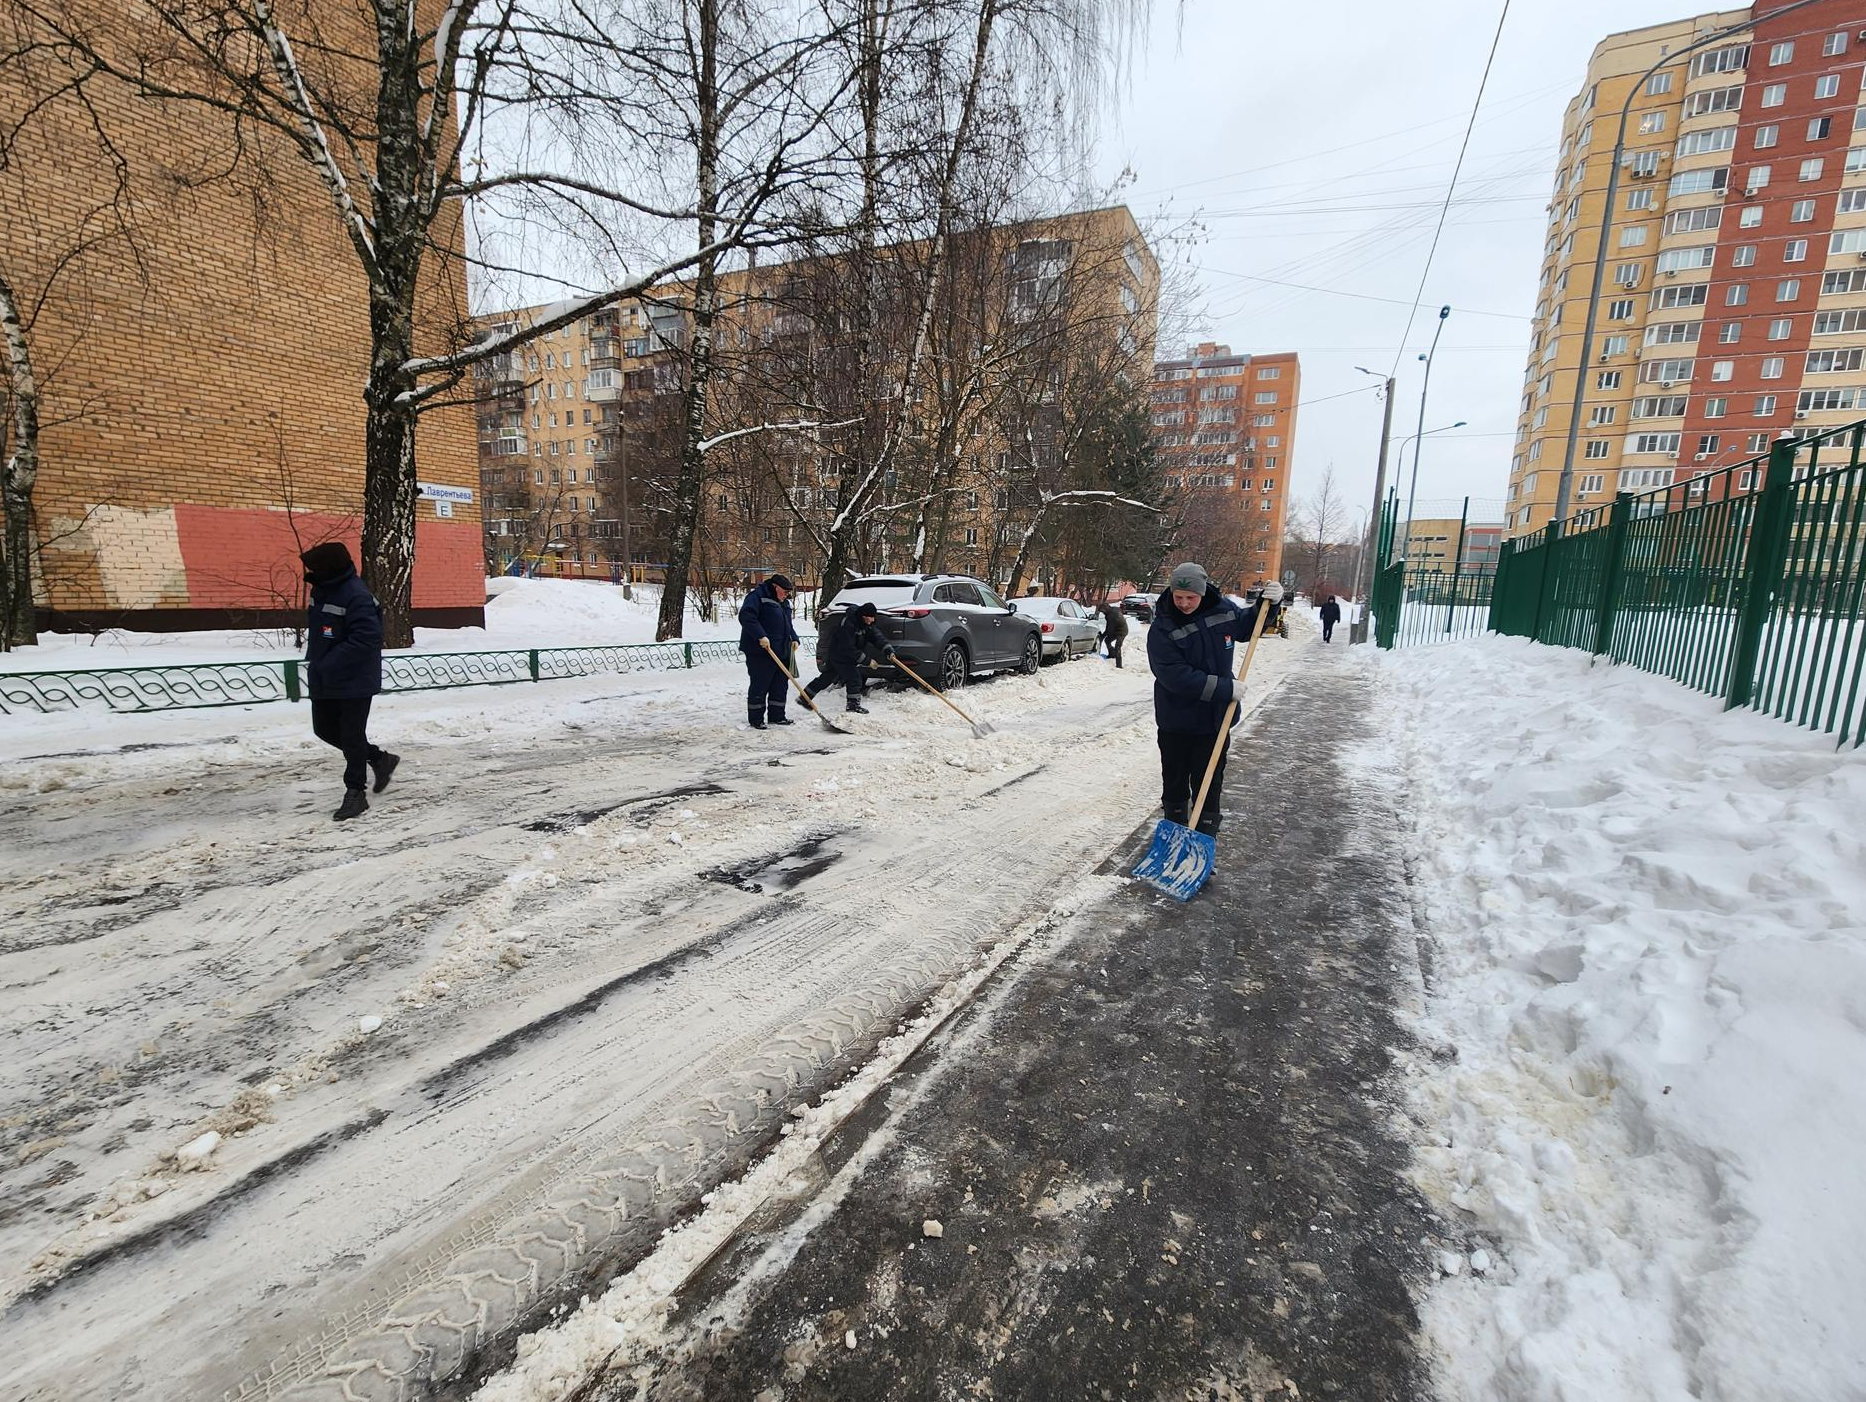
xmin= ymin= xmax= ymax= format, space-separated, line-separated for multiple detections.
xmin=892 ymin=656 xmax=981 ymax=728
xmin=762 ymin=638 xmax=830 ymax=717
xmin=1189 ymin=598 xmax=1271 ymax=830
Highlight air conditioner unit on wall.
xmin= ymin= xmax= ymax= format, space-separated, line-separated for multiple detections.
xmin=1795 ymin=410 xmax=1809 ymax=419
xmin=1661 ymin=380 xmax=1675 ymax=388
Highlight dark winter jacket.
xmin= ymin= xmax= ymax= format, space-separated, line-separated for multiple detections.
xmin=304 ymin=566 xmax=384 ymax=700
xmin=1146 ymin=584 xmax=1260 ymax=734
xmin=1319 ymin=598 xmax=1342 ymax=624
xmin=825 ymin=613 xmax=894 ymax=670
xmin=1099 ymin=603 xmax=1129 ymax=640
xmin=738 ymin=578 xmax=800 ymax=655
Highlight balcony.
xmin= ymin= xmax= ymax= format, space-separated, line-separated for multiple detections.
xmin=589 ymin=337 xmax=620 ymax=368
xmin=583 ymin=369 xmax=620 ymax=402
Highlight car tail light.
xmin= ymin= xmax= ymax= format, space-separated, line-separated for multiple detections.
xmin=891 ymin=606 xmax=932 ymax=618
xmin=1040 ymin=622 xmax=1055 ymax=633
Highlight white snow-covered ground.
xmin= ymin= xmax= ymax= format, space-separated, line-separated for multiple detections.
xmin=0 ymin=578 xmax=742 ymax=671
xmin=1369 ymin=637 xmax=1866 ymax=1402
xmin=0 ymin=624 xmax=1312 ymax=1400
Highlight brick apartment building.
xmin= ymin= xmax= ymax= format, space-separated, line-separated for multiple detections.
xmin=1508 ymin=0 xmax=1866 ymax=537
xmin=1150 ymin=343 xmax=1301 ymax=589
xmin=478 ymin=206 xmax=1160 ymax=595
xmin=1 ymin=6 xmax=482 ymax=631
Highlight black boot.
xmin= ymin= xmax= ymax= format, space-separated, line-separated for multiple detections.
xmin=767 ymin=713 xmax=795 ymax=726
xmin=370 ymin=752 xmax=400 ymax=794
xmin=845 ymin=699 xmax=869 ymax=714
xmin=749 ymin=711 xmax=768 ymax=730
xmin=1195 ymin=812 xmax=1222 ymax=838
xmin=1163 ymin=803 xmax=1190 ymax=827
xmin=334 ymin=789 xmax=369 ymax=822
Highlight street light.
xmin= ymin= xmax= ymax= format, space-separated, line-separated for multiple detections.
xmin=1402 ymin=307 xmax=1452 ymax=564
xmin=1395 ymin=420 xmax=1467 ymax=560
xmin=1350 ymin=364 xmax=1396 ymax=644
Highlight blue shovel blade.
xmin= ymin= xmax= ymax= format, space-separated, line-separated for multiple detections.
xmin=1131 ymin=820 xmax=1216 ymax=902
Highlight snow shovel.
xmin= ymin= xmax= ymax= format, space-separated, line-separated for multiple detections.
xmin=891 ymin=655 xmax=995 ymax=738
xmin=760 ymin=638 xmax=850 ymax=735
xmin=1131 ymin=597 xmax=1271 ymax=902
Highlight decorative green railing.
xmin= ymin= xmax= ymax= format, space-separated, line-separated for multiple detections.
xmin=1489 ymin=420 xmax=1866 ymax=748
xmin=1368 ymin=494 xmax=1501 ymax=650
xmin=0 ymin=636 xmax=808 ymax=716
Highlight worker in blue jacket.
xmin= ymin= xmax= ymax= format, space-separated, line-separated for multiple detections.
xmin=1146 ymin=562 xmax=1260 ymax=836
xmin=738 ymin=573 xmax=801 ymax=729
xmin=300 ymin=542 xmax=397 ymax=821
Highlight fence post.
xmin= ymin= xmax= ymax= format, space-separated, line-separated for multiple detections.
xmin=683 ymin=641 xmax=693 ymax=669
xmin=528 ymin=648 xmax=540 ymax=682
xmin=1488 ymin=539 xmax=1514 ymax=633
xmin=1528 ymin=519 xmax=1561 ymax=642
xmin=1446 ymin=496 xmax=1469 ymax=635
xmin=1592 ymin=491 xmax=1635 ymax=656
xmin=283 ymin=660 xmax=301 ymax=703
xmin=1726 ymin=437 xmax=1798 ymax=710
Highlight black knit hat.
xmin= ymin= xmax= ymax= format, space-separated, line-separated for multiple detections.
xmin=855 ymin=600 xmax=879 ymax=618
xmin=301 ymin=541 xmax=354 ymax=582
xmin=767 ymin=573 xmax=794 ymax=593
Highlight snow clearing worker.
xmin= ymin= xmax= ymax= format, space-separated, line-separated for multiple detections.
xmin=805 ymin=600 xmax=897 ymax=714
xmin=739 ymin=572 xmax=801 ymax=729
xmin=1319 ymin=594 xmax=1342 ymax=643
xmin=300 ymin=541 xmax=397 ymax=822
xmin=1147 ymin=562 xmax=1261 ymax=837
xmin=1098 ymin=599 xmax=1129 ymax=668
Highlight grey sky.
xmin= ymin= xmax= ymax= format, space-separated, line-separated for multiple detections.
xmin=1095 ymin=0 xmax=1712 ymax=532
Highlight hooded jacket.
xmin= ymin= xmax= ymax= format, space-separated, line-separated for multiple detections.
xmin=1319 ymin=598 xmax=1342 ymax=624
xmin=1098 ymin=603 xmax=1129 ymax=640
xmin=824 ymin=611 xmax=894 ymax=670
xmin=1146 ymin=584 xmax=1260 ymax=734
xmin=738 ymin=578 xmax=800 ymax=655
xmin=302 ymin=545 xmax=384 ymax=700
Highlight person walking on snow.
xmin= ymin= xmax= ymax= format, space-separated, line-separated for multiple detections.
xmin=1147 ymin=562 xmax=1261 ymax=837
xmin=300 ymin=542 xmax=397 ymax=822
xmin=806 ymin=601 xmax=897 ymax=713
xmin=739 ymin=573 xmax=801 ymax=729
xmin=1319 ymin=594 xmax=1342 ymax=643
xmin=1098 ymin=600 xmax=1129 ymax=668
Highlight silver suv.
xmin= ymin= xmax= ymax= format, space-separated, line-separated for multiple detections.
xmin=819 ymin=574 xmax=1043 ymax=689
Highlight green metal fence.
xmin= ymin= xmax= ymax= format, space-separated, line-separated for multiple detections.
xmin=0 ymin=636 xmax=806 ymax=716
xmin=1489 ymin=420 xmax=1866 ymax=748
xmin=1370 ymin=493 xmax=1501 ymax=648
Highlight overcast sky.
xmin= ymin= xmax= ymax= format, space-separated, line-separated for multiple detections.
xmin=1093 ymin=0 xmax=1716 ymax=531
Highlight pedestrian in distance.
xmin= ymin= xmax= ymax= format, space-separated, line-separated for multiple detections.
xmin=806 ymin=601 xmax=897 ymax=713
xmin=739 ymin=572 xmax=801 ymax=729
xmin=300 ymin=542 xmax=397 ymax=822
xmin=1319 ymin=594 xmax=1342 ymax=643
xmin=1098 ymin=600 xmax=1129 ymax=668
xmin=1147 ymin=562 xmax=1261 ymax=838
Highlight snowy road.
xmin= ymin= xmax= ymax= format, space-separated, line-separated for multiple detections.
xmin=0 ymin=635 xmax=1308 ymax=1400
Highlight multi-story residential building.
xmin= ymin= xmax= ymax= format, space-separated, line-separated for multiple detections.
xmin=1507 ymin=0 xmax=1866 ymax=537
xmin=478 ymin=205 xmax=1159 ymax=594
xmin=1151 ymin=343 xmax=1301 ymax=588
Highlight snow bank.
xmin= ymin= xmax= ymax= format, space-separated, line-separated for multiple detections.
xmin=1368 ymin=638 xmax=1866 ymax=1402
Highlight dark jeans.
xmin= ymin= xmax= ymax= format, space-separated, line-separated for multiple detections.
xmin=1159 ymin=728 xmax=1228 ymax=832
xmin=745 ymin=650 xmax=789 ymax=719
xmin=1322 ymin=620 xmax=1336 ymax=642
xmin=1106 ymin=635 xmax=1124 ymax=668
xmin=311 ymin=697 xmax=385 ymax=792
xmin=805 ymin=661 xmax=865 ymax=706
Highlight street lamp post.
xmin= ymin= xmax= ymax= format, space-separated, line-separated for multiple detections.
xmin=1393 ymin=420 xmax=1469 ymax=563
xmin=1350 ymin=366 xmax=1396 ymax=644
xmin=1552 ymin=0 xmax=1827 ymax=525
xmin=1402 ymin=307 xmax=1453 ymax=563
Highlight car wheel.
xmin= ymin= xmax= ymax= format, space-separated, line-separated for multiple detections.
xmin=937 ymin=639 xmax=969 ymax=690
xmin=1019 ymin=634 xmax=1041 ymax=675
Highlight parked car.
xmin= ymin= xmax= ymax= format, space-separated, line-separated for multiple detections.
xmin=1016 ymin=596 xmax=1103 ymax=661
xmin=1119 ymin=594 xmax=1155 ymax=624
xmin=819 ymin=573 xmax=1042 ymax=689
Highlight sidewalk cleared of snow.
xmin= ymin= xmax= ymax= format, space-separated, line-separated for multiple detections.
xmin=1367 ymin=637 xmax=1866 ymax=1402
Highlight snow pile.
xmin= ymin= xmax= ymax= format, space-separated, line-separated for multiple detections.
xmin=1371 ymin=638 xmax=1866 ymax=1401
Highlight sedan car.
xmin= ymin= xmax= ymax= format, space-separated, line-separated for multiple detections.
xmin=819 ymin=573 xmax=1043 ymax=689
xmin=1016 ymin=596 xmax=1103 ymax=661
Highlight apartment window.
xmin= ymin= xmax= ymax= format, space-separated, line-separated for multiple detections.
xmin=1815 ymin=75 xmax=1841 ymax=100
xmin=1732 ymin=245 xmax=1758 ymax=267
xmin=1786 ymin=238 xmax=1810 ymax=262
xmin=533 ymin=469 xmax=543 ymax=484
xmin=1589 ymin=404 xmax=1618 ymax=425
xmin=1807 ymin=348 xmax=1866 ymax=373
xmin=1256 ymin=366 xmax=1281 ymax=379
xmin=1810 ymin=118 xmax=1834 ymax=142
xmin=1726 ymin=283 xmax=1749 ymax=305
xmin=1801 ymin=158 xmax=1826 ymax=182
xmin=1699 ymin=437 xmax=1724 ymax=461
xmin=1584 ymin=443 xmax=1610 ymax=462
xmin=1689 ymin=45 xmax=1748 ymax=79
xmin=1596 ymin=370 xmax=1623 ymax=389
xmin=1651 ymin=283 xmax=1710 ymax=310
xmin=1757 ymin=391 xmax=1780 ymax=415
xmin=1770 ymin=317 xmax=1793 ymax=340
xmin=1647 ymin=71 xmax=1674 ymax=96
xmin=1831 ymin=228 xmax=1866 ymax=255
xmin=1626 ymin=187 xmax=1655 ymax=211
xmin=1679 ymin=126 xmax=1738 ymax=158
xmin=1739 ymin=205 xmax=1763 ymax=228
xmin=1770 ymin=41 xmax=1795 ymax=66
xmin=1719 ymin=322 xmax=1740 ymax=344
xmin=1253 ymin=391 xmax=1278 ymax=404
xmin=1633 ymin=396 xmax=1689 ymax=418
xmin=1631 ymin=150 xmax=1662 ymax=177
xmin=1823 ymin=269 xmax=1866 ymax=294
xmin=1778 ymin=278 xmax=1802 ymax=302
xmin=1639 ymin=112 xmax=1666 ymax=135
xmin=1668 ymin=168 xmax=1730 ymax=196
xmin=1762 ymin=356 xmax=1786 ymax=379
xmin=1761 ymin=83 xmax=1787 ymax=108
xmin=1800 ymin=388 xmax=1863 ymax=412
xmin=1815 ymin=309 xmax=1866 ymax=334
xmin=1824 ymin=32 xmax=1848 ymax=57
xmin=566 ymin=467 xmax=578 ymax=483
xmin=1705 ymin=398 xmax=1728 ymax=418
xmin=1707 ymin=360 xmax=1733 ymax=382
xmin=1657 ymin=246 xmax=1715 ymax=273
xmin=1791 ymin=199 xmax=1816 ymax=222
xmin=1685 ymin=86 xmax=1743 ymax=118
xmin=1754 ymin=125 xmax=1780 ymax=150
xmin=1838 ymin=189 xmax=1866 ymax=214
xmin=1663 ymin=206 xmax=1721 ymax=235
xmin=1633 ymin=433 xmax=1683 ymax=454
xmin=1747 ymin=164 xmax=1772 ymax=192
xmin=1645 ymin=321 xmax=1701 ymax=345
xmin=1610 ymin=298 xmax=1636 ymax=319
xmin=1620 ymin=225 xmax=1649 ymax=248
xmin=1604 ymin=334 xmax=1631 ymax=355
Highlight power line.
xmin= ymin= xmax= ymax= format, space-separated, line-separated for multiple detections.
xmin=1390 ymin=0 xmax=1513 ymax=376
xmin=1200 ymin=266 xmax=1532 ymax=321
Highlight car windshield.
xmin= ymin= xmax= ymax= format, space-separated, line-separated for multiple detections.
xmin=831 ymin=579 xmax=919 ymax=611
